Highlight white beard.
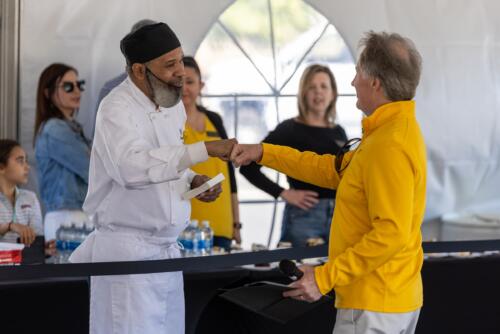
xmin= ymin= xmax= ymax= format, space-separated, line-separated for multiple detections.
xmin=146 ymin=70 xmax=182 ymax=108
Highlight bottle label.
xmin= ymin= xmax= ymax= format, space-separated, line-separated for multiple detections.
xmin=180 ymin=239 xmax=194 ymax=250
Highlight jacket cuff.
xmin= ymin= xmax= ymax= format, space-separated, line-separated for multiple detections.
xmin=185 ymin=169 xmax=197 ymax=184
xmin=182 ymin=142 xmax=209 ymax=169
xmin=314 ymin=263 xmax=334 ymax=295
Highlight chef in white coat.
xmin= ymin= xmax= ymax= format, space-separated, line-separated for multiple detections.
xmin=70 ymin=22 xmax=235 ymax=334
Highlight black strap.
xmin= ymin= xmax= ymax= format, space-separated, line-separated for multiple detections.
xmin=1 ymin=240 xmax=500 ymax=281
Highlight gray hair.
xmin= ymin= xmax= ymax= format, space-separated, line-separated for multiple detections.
xmin=131 ymin=19 xmax=157 ymax=33
xmin=358 ymin=31 xmax=422 ymax=101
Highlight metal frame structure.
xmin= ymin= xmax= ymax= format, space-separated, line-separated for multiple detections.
xmin=0 ymin=0 xmax=20 ymax=140
xmin=199 ymin=0 xmax=355 ymax=247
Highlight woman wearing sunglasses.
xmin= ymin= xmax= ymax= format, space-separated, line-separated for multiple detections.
xmin=33 ymin=63 xmax=91 ymax=242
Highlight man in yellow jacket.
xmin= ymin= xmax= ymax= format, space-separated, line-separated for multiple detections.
xmin=231 ymin=31 xmax=426 ymax=333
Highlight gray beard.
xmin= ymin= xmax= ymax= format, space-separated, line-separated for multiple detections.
xmin=146 ymin=70 xmax=182 ymax=108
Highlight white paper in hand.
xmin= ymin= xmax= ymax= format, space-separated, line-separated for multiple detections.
xmin=182 ymin=173 xmax=225 ymax=200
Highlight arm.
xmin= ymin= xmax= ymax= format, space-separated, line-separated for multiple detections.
xmin=93 ymin=100 xmax=209 ymax=189
xmin=240 ymin=162 xmax=284 ymax=198
xmin=44 ymin=121 xmax=90 ymax=183
xmin=259 ymin=143 xmax=340 ymax=190
xmin=0 ymin=223 xmax=9 ymax=236
xmin=0 ymin=222 xmax=35 ymax=244
xmin=314 ymin=147 xmax=416 ymax=293
xmin=239 ymin=123 xmax=288 ymax=198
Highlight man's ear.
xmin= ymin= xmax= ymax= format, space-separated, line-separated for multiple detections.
xmin=132 ymin=63 xmax=146 ymax=80
xmin=44 ymin=88 xmax=49 ymax=99
xmin=372 ymin=77 xmax=383 ymax=92
xmin=200 ymin=81 xmax=205 ymax=92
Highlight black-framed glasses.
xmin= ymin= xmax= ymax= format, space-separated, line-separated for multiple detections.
xmin=60 ymin=80 xmax=85 ymax=93
xmin=335 ymin=138 xmax=361 ymax=173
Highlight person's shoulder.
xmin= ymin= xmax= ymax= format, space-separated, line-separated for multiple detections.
xmin=99 ymin=79 xmax=135 ymax=112
xmin=332 ymin=123 xmax=347 ymax=136
xmin=41 ymin=118 xmax=69 ymax=135
xmin=274 ymin=118 xmax=296 ymax=131
xmin=104 ymin=78 xmax=131 ymax=102
xmin=263 ymin=118 xmax=296 ymax=144
xmin=103 ymin=72 xmax=127 ymax=90
xmin=17 ymin=189 xmax=39 ymax=203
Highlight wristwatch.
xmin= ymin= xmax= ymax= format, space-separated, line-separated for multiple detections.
xmin=233 ymin=222 xmax=242 ymax=229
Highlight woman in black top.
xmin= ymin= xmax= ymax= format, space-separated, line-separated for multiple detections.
xmin=240 ymin=64 xmax=348 ymax=247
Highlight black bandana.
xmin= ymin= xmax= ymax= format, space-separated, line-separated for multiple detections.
xmin=120 ymin=22 xmax=181 ymax=65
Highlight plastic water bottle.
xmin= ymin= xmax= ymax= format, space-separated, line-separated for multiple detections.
xmin=179 ymin=220 xmax=199 ymax=256
xmin=55 ymin=222 xmax=71 ymax=263
xmin=199 ymin=220 xmax=214 ymax=255
xmin=66 ymin=223 xmax=80 ymax=253
xmin=190 ymin=220 xmax=200 ymax=256
xmin=178 ymin=223 xmax=192 ymax=256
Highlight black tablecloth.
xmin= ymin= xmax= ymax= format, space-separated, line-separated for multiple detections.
xmin=194 ymin=256 xmax=500 ymax=334
xmin=1 ymin=255 xmax=500 ymax=334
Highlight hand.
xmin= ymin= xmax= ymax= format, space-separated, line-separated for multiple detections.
xmin=282 ymin=265 xmax=323 ymax=302
xmin=280 ymin=189 xmax=319 ymax=210
xmin=45 ymin=239 xmax=56 ymax=256
xmin=230 ymin=144 xmax=263 ymax=167
xmin=191 ymin=175 xmax=222 ymax=202
xmin=205 ymin=139 xmax=238 ymax=161
xmin=10 ymin=223 xmax=36 ymax=246
xmin=232 ymin=224 xmax=242 ymax=244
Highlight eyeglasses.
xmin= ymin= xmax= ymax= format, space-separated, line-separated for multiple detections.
xmin=59 ymin=80 xmax=85 ymax=93
xmin=335 ymin=138 xmax=361 ymax=173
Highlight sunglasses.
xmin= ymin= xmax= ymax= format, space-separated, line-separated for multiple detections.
xmin=335 ymin=138 xmax=361 ymax=173
xmin=59 ymin=80 xmax=85 ymax=93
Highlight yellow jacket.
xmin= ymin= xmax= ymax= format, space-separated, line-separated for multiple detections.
xmin=260 ymin=101 xmax=426 ymax=312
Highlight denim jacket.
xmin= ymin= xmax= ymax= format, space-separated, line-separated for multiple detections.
xmin=35 ymin=118 xmax=91 ymax=212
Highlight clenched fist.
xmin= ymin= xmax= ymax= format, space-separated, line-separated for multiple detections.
xmin=205 ymin=139 xmax=238 ymax=161
xmin=230 ymin=144 xmax=263 ymax=167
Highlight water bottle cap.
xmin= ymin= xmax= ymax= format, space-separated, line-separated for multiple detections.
xmin=202 ymin=220 xmax=210 ymax=227
xmin=190 ymin=220 xmax=199 ymax=227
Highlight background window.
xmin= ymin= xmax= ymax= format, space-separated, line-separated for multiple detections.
xmin=195 ymin=0 xmax=362 ymax=248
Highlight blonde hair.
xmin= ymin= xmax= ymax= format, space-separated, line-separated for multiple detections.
xmin=297 ymin=64 xmax=338 ymax=126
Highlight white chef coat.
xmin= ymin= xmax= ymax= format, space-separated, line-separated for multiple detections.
xmin=70 ymin=77 xmax=208 ymax=334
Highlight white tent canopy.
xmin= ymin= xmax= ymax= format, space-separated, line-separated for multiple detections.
xmin=18 ymin=0 xmax=500 ymax=237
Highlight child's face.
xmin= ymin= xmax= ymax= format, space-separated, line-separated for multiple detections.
xmin=0 ymin=146 xmax=30 ymax=185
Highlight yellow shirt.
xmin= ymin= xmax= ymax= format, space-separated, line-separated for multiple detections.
xmin=184 ymin=116 xmax=233 ymax=238
xmin=260 ymin=101 xmax=426 ymax=312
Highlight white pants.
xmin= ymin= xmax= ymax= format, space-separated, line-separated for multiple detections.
xmin=44 ymin=209 xmax=89 ymax=241
xmin=70 ymin=230 xmax=184 ymax=334
xmin=333 ymin=308 xmax=420 ymax=334
xmin=90 ymin=271 xmax=184 ymax=334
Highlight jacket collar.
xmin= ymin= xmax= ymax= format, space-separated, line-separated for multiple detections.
xmin=362 ymin=100 xmax=415 ymax=137
xmin=126 ymin=76 xmax=158 ymax=111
